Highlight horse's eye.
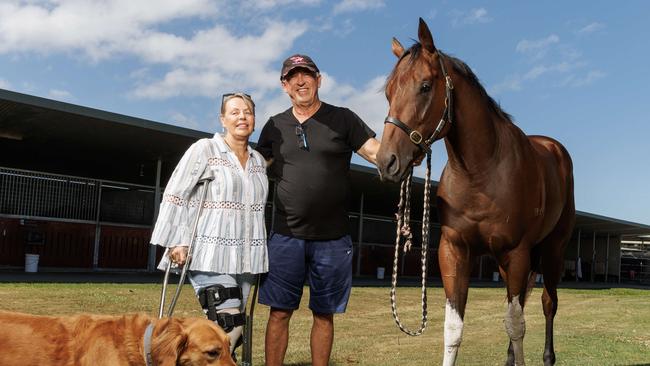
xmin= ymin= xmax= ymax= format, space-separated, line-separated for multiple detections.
xmin=420 ymin=82 xmax=432 ymax=93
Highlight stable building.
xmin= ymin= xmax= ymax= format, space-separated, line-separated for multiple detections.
xmin=2 ymin=88 xmax=649 ymax=283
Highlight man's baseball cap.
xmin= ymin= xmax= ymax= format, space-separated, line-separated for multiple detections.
xmin=280 ymin=54 xmax=320 ymax=80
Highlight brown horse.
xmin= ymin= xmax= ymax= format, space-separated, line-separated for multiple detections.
xmin=376 ymin=18 xmax=575 ymax=366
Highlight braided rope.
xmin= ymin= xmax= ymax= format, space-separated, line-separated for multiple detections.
xmin=390 ymin=154 xmax=432 ymax=336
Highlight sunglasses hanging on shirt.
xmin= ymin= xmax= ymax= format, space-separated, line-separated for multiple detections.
xmin=295 ymin=125 xmax=309 ymax=151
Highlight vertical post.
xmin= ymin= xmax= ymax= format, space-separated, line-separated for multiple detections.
xmin=605 ymin=233 xmax=610 ymax=283
xmin=148 ymin=158 xmax=162 ymax=271
xmin=576 ymin=229 xmax=581 ymax=281
xmin=92 ymin=181 xmax=103 ymax=269
xmin=618 ymin=235 xmax=622 ymax=284
xmin=355 ymin=193 xmax=364 ymax=277
xmin=591 ymin=231 xmax=596 ymax=282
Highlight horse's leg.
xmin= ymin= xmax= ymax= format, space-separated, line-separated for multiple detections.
xmin=504 ymin=246 xmax=540 ymax=366
xmin=438 ymin=234 xmax=472 ymax=366
xmin=535 ymin=193 xmax=573 ymax=366
xmin=503 ymin=249 xmax=531 ymax=366
xmin=539 ymin=225 xmax=572 ymax=364
xmin=540 ymin=266 xmax=559 ymax=366
xmin=501 ymin=263 xmax=515 ymax=366
xmin=505 ymin=341 xmax=515 ymax=366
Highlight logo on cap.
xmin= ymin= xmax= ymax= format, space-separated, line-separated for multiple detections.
xmin=290 ymin=56 xmax=306 ymax=64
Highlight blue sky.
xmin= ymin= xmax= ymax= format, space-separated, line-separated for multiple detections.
xmin=1 ymin=1 xmax=649 ymax=225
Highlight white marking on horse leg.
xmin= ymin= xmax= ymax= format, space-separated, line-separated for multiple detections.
xmin=442 ymin=300 xmax=464 ymax=366
xmin=504 ymin=297 xmax=526 ymax=365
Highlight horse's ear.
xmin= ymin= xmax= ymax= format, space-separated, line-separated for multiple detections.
xmin=418 ymin=17 xmax=436 ymax=53
xmin=391 ymin=37 xmax=404 ymax=58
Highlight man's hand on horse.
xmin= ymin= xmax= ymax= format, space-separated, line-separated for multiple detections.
xmin=170 ymin=246 xmax=189 ymax=266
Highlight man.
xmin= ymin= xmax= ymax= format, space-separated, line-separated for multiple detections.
xmin=255 ymin=54 xmax=380 ymax=366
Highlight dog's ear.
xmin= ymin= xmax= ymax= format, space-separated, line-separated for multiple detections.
xmin=151 ymin=318 xmax=188 ymax=366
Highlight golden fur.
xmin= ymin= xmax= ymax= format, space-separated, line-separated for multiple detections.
xmin=0 ymin=311 xmax=235 ymax=366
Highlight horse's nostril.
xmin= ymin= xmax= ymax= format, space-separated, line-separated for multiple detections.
xmin=387 ymin=154 xmax=400 ymax=176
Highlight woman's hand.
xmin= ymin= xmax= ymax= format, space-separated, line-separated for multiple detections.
xmin=170 ymin=246 xmax=189 ymax=266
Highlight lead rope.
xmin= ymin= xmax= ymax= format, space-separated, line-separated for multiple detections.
xmin=389 ymin=153 xmax=432 ymax=336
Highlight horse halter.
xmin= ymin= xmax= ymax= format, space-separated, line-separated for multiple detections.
xmin=384 ymin=53 xmax=454 ymax=155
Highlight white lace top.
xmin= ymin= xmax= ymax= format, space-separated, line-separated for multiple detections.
xmin=150 ymin=133 xmax=269 ymax=274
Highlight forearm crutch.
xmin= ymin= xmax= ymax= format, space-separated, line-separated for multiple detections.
xmin=241 ymin=275 xmax=259 ymax=366
xmin=158 ymin=177 xmax=213 ymax=318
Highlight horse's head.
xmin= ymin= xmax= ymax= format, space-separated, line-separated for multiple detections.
xmin=377 ymin=18 xmax=453 ymax=183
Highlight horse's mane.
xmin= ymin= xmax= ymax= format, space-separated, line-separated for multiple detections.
xmin=387 ymin=42 xmax=513 ymax=123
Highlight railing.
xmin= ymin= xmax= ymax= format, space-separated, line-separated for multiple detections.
xmin=621 ymin=259 xmax=650 ymax=283
xmin=0 ymin=167 xmax=99 ymax=221
xmin=0 ymin=167 xmax=155 ymax=225
xmin=0 ymin=167 xmax=156 ymax=270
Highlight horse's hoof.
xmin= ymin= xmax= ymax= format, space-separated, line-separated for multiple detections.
xmin=504 ymin=357 xmax=515 ymax=366
xmin=543 ymin=352 xmax=555 ymax=366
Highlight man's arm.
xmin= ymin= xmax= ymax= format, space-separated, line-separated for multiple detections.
xmin=356 ymin=137 xmax=380 ymax=165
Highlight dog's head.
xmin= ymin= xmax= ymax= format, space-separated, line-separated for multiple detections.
xmin=151 ymin=317 xmax=235 ymax=366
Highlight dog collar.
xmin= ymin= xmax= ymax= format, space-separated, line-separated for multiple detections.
xmin=143 ymin=323 xmax=155 ymax=366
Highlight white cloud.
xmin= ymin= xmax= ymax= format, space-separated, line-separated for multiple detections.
xmin=0 ymin=0 xmax=334 ymax=138
xmin=491 ymin=75 xmax=523 ymax=94
xmin=450 ymin=7 xmax=492 ymax=27
xmin=0 ymin=78 xmax=11 ymax=89
xmin=516 ymin=34 xmax=560 ymax=61
xmin=491 ymin=61 xmax=585 ymax=95
xmin=169 ymin=111 xmax=201 ymax=130
xmin=560 ymin=70 xmax=606 ymax=87
xmin=493 ymin=28 xmax=602 ymax=95
xmin=578 ymin=22 xmax=605 ymax=35
xmin=0 ymin=1 xmax=311 ymax=101
xmin=242 ymin=0 xmax=321 ymax=10
xmin=333 ymin=0 xmax=385 ymax=14
xmin=0 ymin=0 xmax=218 ymax=60
xmin=47 ymin=88 xmax=73 ymax=100
xmin=129 ymin=20 xmax=308 ymax=99
xmin=0 ymin=0 xmax=395 ymax=141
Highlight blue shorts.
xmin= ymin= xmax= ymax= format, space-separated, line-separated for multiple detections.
xmin=258 ymin=232 xmax=353 ymax=314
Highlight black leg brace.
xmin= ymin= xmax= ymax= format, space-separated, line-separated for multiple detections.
xmin=198 ymin=284 xmax=246 ymax=332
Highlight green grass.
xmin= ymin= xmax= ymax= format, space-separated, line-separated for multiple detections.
xmin=0 ymin=284 xmax=648 ymax=365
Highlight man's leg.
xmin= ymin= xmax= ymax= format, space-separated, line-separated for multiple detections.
xmin=259 ymin=233 xmax=307 ymax=366
xmin=307 ymin=235 xmax=353 ymax=366
xmin=265 ymin=307 xmax=293 ymax=366
xmin=311 ymin=312 xmax=334 ymax=366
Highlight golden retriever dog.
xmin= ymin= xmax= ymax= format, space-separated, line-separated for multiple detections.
xmin=0 ymin=311 xmax=236 ymax=366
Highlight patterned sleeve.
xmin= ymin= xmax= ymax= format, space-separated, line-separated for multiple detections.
xmin=150 ymin=139 xmax=210 ymax=248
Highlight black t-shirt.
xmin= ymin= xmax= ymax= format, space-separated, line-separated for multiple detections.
xmin=256 ymin=102 xmax=375 ymax=240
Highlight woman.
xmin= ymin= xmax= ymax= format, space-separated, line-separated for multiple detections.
xmin=150 ymin=92 xmax=268 ymax=356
